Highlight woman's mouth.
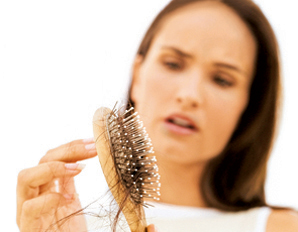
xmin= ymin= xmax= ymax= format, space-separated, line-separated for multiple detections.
xmin=164 ymin=115 xmax=198 ymax=135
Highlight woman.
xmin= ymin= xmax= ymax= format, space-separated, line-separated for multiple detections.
xmin=16 ymin=0 xmax=298 ymax=231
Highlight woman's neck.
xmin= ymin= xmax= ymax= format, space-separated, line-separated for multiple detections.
xmin=153 ymin=156 xmax=208 ymax=208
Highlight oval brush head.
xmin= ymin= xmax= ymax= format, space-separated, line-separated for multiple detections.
xmin=93 ymin=104 xmax=160 ymax=232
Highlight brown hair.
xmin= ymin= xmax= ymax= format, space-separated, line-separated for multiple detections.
xmin=128 ymin=0 xmax=282 ymax=211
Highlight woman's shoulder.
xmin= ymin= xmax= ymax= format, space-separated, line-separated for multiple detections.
xmin=266 ymin=209 xmax=298 ymax=232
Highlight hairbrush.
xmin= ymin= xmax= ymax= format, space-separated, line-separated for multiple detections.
xmin=92 ymin=103 xmax=160 ymax=232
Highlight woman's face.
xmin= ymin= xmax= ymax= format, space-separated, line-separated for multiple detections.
xmin=131 ymin=2 xmax=257 ymax=165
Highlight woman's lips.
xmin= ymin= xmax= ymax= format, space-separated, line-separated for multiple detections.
xmin=164 ymin=115 xmax=198 ymax=135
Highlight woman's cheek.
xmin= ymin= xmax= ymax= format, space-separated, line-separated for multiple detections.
xmin=145 ymin=72 xmax=174 ymax=101
xmin=206 ymin=90 xmax=246 ymax=151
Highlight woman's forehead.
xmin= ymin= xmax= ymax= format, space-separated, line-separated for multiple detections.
xmin=154 ymin=1 xmax=255 ymax=51
xmin=148 ymin=1 xmax=257 ymax=77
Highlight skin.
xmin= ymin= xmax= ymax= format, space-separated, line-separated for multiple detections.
xmin=16 ymin=1 xmax=298 ymax=232
xmin=132 ymin=1 xmax=256 ymax=207
xmin=16 ymin=139 xmax=97 ymax=232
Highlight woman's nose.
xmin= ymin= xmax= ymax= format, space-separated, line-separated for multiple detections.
xmin=177 ymin=95 xmax=199 ymax=108
xmin=176 ymin=72 xmax=204 ymax=110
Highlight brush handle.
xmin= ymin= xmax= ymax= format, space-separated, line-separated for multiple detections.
xmin=93 ymin=107 xmax=147 ymax=232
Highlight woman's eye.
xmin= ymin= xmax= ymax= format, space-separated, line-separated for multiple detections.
xmin=213 ymin=75 xmax=233 ymax=87
xmin=164 ymin=61 xmax=182 ymax=70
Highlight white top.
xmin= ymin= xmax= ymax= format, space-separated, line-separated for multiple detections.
xmin=145 ymin=202 xmax=272 ymax=232
xmin=86 ymin=202 xmax=272 ymax=232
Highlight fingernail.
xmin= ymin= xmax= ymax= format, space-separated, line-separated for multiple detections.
xmin=83 ymin=137 xmax=94 ymax=143
xmin=65 ymin=163 xmax=86 ymax=170
xmin=85 ymin=143 xmax=96 ymax=150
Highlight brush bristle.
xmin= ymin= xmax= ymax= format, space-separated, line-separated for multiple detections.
xmin=105 ymin=104 xmax=160 ymax=207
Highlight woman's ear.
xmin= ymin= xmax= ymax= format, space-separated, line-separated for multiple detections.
xmin=130 ymin=54 xmax=144 ymax=103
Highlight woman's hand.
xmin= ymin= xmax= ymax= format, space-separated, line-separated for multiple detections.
xmin=16 ymin=139 xmax=97 ymax=232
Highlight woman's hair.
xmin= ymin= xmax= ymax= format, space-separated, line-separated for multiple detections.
xmin=127 ymin=0 xmax=282 ymax=211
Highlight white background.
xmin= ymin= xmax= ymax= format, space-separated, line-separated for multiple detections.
xmin=0 ymin=0 xmax=297 ymax=231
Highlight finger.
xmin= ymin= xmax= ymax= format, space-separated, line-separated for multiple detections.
xmin=18 ymin=161 xmax=84 ymax=191
xmin=19 ymin=192 xmax=71 ymax=231
xmin=40 ymin=174 xmax=76 ymax=195
xmin=17 ymin=162 xmax=84 ymax=226
xmin=40 ymin=138 xmax=97 ymax=164
xmin=59 ymin=174 xmax=76 ymax=194
xmin=147 ymin=224 xmax=160 ymax=232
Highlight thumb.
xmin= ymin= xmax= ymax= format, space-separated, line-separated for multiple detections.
xmin=147 ymin=224 xmax=160 ymax=232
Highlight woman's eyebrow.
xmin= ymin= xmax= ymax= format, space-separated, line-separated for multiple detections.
xmin=214 ymin=62 xmax=247 ymax=77
xmin=161 ymin=46 xmax=193 ymax=59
